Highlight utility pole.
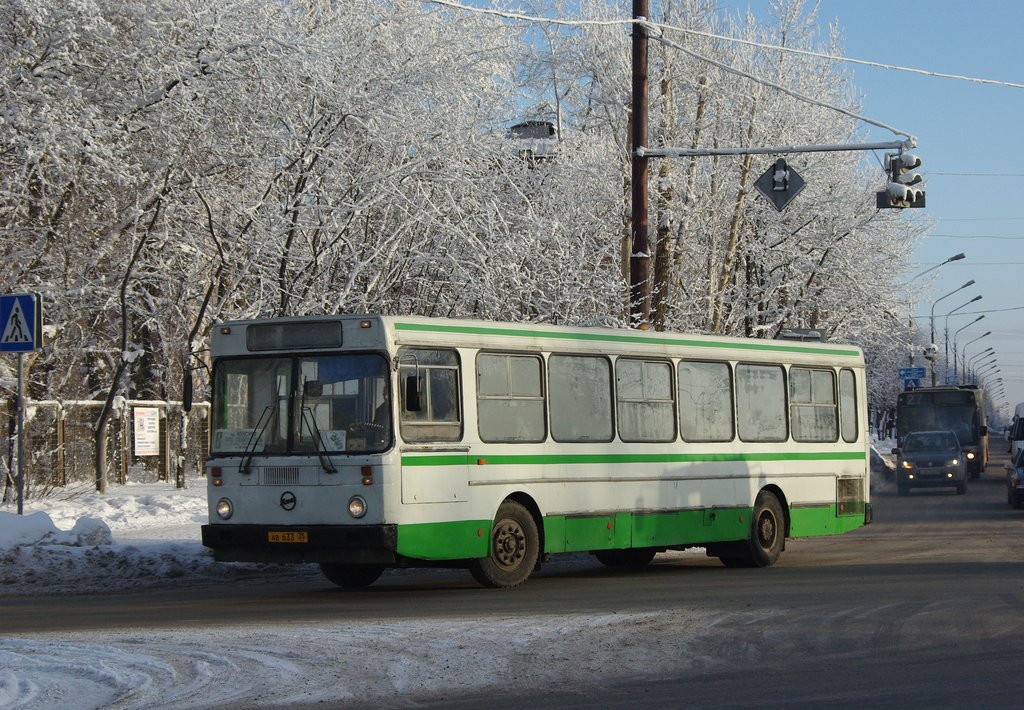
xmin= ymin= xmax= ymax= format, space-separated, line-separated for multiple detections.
xmin=629 ymin=0 xmax=650 ymax=329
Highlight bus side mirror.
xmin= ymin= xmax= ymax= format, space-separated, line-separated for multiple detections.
xmin=183 ymin=371 xmax=193 ymax=413
xmin=404 ymin=374 xmax=422 ymax=412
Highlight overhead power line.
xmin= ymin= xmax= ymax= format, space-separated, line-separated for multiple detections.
xmin=427 ymin=1 xmax=1024 ymax=90
xmin=650 ymin=21 xmax=1024 ymax=91
xmin=929 ymin=234 xmax=1024 ymax=240
xmin=930 ymin=172 xmax=1024 ymax=177
xmin=940 ymin=217 xmax=1024 ymax=221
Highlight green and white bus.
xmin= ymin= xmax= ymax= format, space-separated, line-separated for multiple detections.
xmin=200 ymin=315 xmax=871 ymax=588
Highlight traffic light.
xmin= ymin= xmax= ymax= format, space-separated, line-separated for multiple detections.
xmin=876 ymin=152 xmax=925 ymax=208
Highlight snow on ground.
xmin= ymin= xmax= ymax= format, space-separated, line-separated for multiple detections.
xmin=0 ymin=445 xmax=893 ymax=710
xmin=0 ymin=482 xmax=729 ymax=709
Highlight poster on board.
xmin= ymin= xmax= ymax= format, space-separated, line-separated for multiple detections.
xmin=134 ymin=407 xmax=160 ymax=457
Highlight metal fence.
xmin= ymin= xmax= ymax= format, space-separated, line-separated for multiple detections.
xmin=2 ymin=399 xmax=209 ymax=497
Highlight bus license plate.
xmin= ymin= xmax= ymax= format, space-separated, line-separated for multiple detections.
xmin=268 ymin=531 xmax=308 ymax=543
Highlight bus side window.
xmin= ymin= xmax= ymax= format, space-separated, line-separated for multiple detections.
xmin=549 ymin=354 xmax=613 ymax=443
xmin=398 ymin=348 xmax=462 ymax=442
xmin=477 ymin=353 xmax=546 ymax=443
xmin=736 ymin=363 xmax=787 ymax=442
xmin=678 ymin=360 xmax=734 ymax=442
xmin=616 ymin=359 xmax=675 ymax=442
xmin=790 ymin=367 xmax=838 ymax=443
xmin=839 ymin=369 xmax=858 ymax=443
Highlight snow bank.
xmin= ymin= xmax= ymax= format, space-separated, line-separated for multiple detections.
xmin=0 ymin=483 xmax=305 ymax=594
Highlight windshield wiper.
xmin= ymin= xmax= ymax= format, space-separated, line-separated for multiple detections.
xmin=301 ymin=407 xmax=338 ymax=474
xmin=239 ymin=406 xmax=274 ymax=474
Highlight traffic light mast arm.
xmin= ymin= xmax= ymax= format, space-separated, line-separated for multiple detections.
xmin=637 ymin=139 xmax=910 ymax=159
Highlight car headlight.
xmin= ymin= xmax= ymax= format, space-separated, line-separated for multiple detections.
xmin=966 ymin=452 xmax=976 ymax=460
xmin=951 ymin=458 xmax=960 ymax=466
xmin=216 ymin=497 xmax=233 ymax=520
xmin=348 ymin=495 xmax=367 ymax=519
xmin=901 ymin=460 xmax=913 ymax=470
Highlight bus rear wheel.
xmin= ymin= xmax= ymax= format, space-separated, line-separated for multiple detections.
xmin=717 ymin=491 xmax=785 ymax=568
xmin=469 ymin=500 xmax=539 ymax=589
xmin=319 ymin=563 xmax=385 ymax=588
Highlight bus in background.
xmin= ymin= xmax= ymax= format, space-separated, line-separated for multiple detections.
xmin=896 ymin=385 xmax=988 ymax=479
xmin=199 ymin=315 xmax=871 ymax=589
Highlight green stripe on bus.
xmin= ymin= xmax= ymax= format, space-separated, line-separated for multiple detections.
xmin=401 ymin=451 xmax=865 ymax=467
xmin=395 ymin=502 xmax=865 ymax=561
xmin=394 ymin=321 xmax=861 ymax=357
xmin=397 ymin=518 xmax=490 ymax=559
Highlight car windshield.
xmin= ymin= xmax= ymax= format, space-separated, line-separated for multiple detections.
xmin=904 ymin=432 xmax=959 ymax=453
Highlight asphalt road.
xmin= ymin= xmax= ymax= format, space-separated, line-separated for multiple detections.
xmin=4 ymin=450 xmax=1023 ymax=708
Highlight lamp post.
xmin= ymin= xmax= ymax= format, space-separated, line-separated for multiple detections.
xmin=977 ymin=367 xmax=1000 ymax=387
xmin=962 ymin=336 xmax=993 ymax=382
xmin=972 ymin=359 xmax=998 ymax=385
xmin=906 ymin=253 xmax=966 ymax=365
xmin=977 ymin=362 xmax=999 ymax=378
xmin=910 ymin=253 xmax=966 ymax=283
xmin=952 ymin=315 xmax=985 ymax=385
xmin=942 ymin=296 xmax=982 ymax=383
xmin=929 ymin=280 xmax=975 ymax=385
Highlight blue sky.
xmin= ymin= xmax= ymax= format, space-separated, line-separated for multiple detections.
xmin=717 ymin=0 xmax=1024 ymax=418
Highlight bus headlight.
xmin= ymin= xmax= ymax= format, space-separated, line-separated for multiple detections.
xmin=216 ymin=498 xmax=233 ymax=520
xmin=348 ymin=495 xmax=367 ymax=519
xmin=966 ymin=452 xmax=976 ymax=460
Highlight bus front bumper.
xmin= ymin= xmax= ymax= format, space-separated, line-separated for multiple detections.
xmin=201 ymin=523 xmax=398 ymax=565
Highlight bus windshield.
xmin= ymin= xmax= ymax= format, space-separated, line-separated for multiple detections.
xmin=211 ymin=353 xmax=391 ymax=455
xmin=897 ymin=404 xmax=978 ymax=446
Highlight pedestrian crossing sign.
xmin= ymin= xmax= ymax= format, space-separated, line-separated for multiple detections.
xmin=0 ymin=293 xmax=42 ymax=353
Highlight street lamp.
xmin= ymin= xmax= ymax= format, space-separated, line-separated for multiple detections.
xmin=968 ymin=354 xmax=996 ymax=385
xmin=974 ymin=361 xmax=998 ymax=385
xmin=977 ymin=368 xmax=1000 ymax=387
xmin=909 ymin=252 xmax=966 ymax=283
xmin=929 ymin=280 xmax=975 ymax=385
xmin=962 ymin=337 xmax=993 ymax=382
xmin=952 ymin=315 xmax=985 ymax=384
xmin=943 ymin=296 xmax=982 ymax=383
xmin=905 ymin=253 xmax=966 ymax=366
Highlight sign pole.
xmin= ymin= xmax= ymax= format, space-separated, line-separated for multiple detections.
xmin=0 ymin=292 xmax=43 ymax=514
xmin=16 ymin=352 xmax=24 ymax=514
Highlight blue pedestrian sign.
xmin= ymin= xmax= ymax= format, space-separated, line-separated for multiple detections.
xmin=0 ymin=293 xmax=42 ymax=353
xmin=898 ymin=367 xmax=925 ymax=390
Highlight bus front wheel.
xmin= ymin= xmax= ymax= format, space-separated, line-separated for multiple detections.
xmin=319 ymin=563 xmax=385 ymax=588
xmin=718 ymin=491 xmax=785 ymax=568
xmin=469 ymin=499 xmax=539 ymax=589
